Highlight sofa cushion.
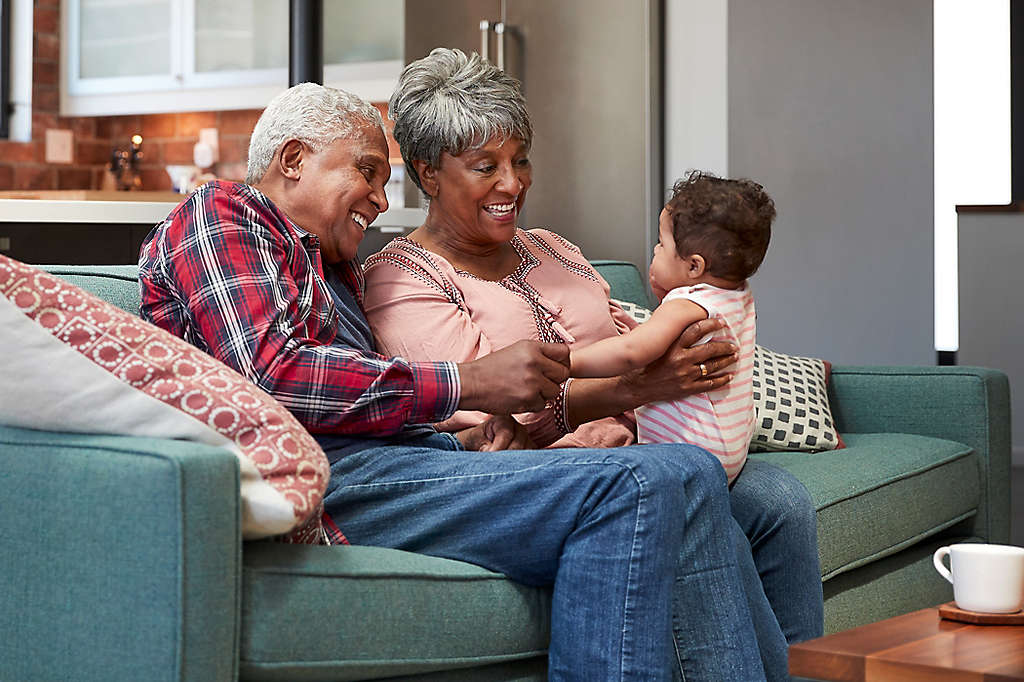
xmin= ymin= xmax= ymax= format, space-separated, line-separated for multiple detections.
xmin=239 ymin=543 xmax=551 ymax=681
xmin=750 ymin=432 xmax=978 ymax=580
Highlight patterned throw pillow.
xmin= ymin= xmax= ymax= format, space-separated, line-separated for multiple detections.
xmin=608 ymin=299 xmax=843 ymax=453
xmin=750 ymin=345 xmax=843 ymax=452
xmin=610 ymin=298 xmax=653 ymax=323
xmin=0 ymin=255 xmax=333 ymax=543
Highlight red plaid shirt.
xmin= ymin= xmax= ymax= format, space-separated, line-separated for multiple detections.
xmin=138 ymin=181 xmax=460 ymax=436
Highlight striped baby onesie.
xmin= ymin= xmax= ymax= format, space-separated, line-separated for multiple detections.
xmin=635 ymin=283 xmax=756 ymax=483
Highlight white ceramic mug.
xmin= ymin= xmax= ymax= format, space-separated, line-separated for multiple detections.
xmin=932 ymin=543 xmax=1024 ymax=613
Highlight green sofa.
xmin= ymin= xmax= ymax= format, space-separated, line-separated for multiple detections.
xmin=0 ymin=262 xmax=1011 ymax=681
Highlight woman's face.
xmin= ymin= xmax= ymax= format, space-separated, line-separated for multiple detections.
xmin=425 ymin=136 xmax=532 ymax=246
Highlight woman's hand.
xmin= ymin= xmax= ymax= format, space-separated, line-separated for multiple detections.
xmin=619 ymin=317 xmax=738 ymax=406
xmin=455 ymin=415 xmax=535 ymax=452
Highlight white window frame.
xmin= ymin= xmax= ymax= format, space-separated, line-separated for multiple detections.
xmin=60 ymin=0 xmax=401 ymax=116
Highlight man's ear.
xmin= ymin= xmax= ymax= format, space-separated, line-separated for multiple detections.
xmin=686 ymin=254 xmax=707 ymax=279
xmin=277 ymin=140 xmax=305 ymax=181
xmin=413 ymin=159 xmax=439 ymax=198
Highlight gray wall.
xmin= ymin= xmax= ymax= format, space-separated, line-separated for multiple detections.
xmin=958 ymin=211 xmax=1024 ymax=465
xmin=728 ymin=0 xmax=934 ymax=365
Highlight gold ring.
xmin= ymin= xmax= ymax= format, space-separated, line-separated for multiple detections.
xmin=699 ymin=362 xmax=708 ymax=378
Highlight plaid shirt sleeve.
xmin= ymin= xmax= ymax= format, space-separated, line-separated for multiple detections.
xmin=138 ymin=182 xmax=460 ymax=436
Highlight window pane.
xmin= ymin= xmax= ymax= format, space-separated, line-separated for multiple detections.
xmin=193 ymin=0 xmax=401 ymax=75
xmin=79 ymin=0 xmax=171 ymax=78
xmin=194 ymin=0 xmax=287 ymax=73
xmin=324 ymin=0 xmax=403 ymax=64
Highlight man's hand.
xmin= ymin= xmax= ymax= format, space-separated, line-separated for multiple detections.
xmin=455 ymin=415 xmax=535 ymax=452
xmin=458 ymin=340 xmax=570 ymax=414
xmin=619 ymin=317 xmax=738 ymax=406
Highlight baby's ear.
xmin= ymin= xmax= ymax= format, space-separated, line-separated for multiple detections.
xmin=686 ymin=254 xmax=707 ymax=279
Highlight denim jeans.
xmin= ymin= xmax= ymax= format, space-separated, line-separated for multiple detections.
xmin=321 ymin=433 xmax=766 ymax=681
xmin=730 ymin=459 xmax=825 ymax=681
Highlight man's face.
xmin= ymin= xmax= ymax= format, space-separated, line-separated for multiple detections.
xmin=295 ymin=123 xmax=390 ymax=264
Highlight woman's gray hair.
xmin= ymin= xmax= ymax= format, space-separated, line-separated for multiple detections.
xmin=388 ymin=48 xmax=532 ymax=195
xmin=246 ymin=82 xmax=384 ymax=184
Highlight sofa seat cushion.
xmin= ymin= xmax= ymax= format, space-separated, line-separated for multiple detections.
xmin=240 ymin=543 xmax=551 ymax=681
xmin=748 ymin=432 xmax=978 ymax=581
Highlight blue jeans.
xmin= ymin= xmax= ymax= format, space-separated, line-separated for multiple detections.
xmin=321 ymin=433 xmax=766 ymax=681
xmin=730 ymin=459 xmax=825 ymax=681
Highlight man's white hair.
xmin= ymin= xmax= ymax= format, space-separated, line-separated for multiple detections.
xmin=246 ymin=82 xmax=384 ymax=184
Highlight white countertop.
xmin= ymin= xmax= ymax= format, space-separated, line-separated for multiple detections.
xmin=0 ymin=199 xmax=181 ymax=223
xmin=0 ymin=199 xmax=426 ymax=228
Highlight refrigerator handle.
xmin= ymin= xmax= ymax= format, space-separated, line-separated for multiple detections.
xmin=494 ymin=22 xmax=506 ymax=70
xmin=479 ymin=20 xmax=491 ymax=61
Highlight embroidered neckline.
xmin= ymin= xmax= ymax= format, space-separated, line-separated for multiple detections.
xmin=386 ymin=233 xmax=571 ymax=343
xmin=393 ymin=233 xmax=538 ymax=285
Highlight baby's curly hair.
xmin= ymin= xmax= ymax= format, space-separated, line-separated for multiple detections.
xmin=666 ymin=170 xmax=775 ymax=282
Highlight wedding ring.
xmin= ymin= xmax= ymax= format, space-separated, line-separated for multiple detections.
xmin=699 ymin=362 xmax=708 ymax=378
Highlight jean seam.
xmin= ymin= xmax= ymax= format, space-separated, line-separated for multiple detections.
xmin=337 ymin=459 xmax=641 ymax=489
xmin=621 ymin=465 xmax=647 ymax=681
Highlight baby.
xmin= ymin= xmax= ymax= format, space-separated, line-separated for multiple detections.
xmin=571 ymin=171 xmax=774 ymax=483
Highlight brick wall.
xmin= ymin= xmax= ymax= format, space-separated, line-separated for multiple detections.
xmin=0 ymin=0 xmax=396 ymax=192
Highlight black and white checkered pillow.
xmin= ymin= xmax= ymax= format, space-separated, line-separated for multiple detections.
xmin=609 ymin=300 xmax=842 ymax=453
xmin=610 ymin=299 xmax=652 ymax=323
xmin=750 ymin=345 xmax=842 ymax=452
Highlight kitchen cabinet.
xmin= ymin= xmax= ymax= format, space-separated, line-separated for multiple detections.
xmin=0 ymin=222 xmax=150 ymax=265
xmin=61 ymin=0 xmax=403 ymax=116
xmin=0 ymin=197 xmax=178 ymax=264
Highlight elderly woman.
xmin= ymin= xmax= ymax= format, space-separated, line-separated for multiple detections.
xmin=364 ymin=48 xmax=823 ymax=680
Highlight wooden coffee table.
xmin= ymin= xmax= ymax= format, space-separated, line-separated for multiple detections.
xmin=789 ymin=606 xmax=1024 ymax=681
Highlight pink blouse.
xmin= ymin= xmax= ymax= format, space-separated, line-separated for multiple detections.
xmin=362 ymin=228 xmax=639 ymax=448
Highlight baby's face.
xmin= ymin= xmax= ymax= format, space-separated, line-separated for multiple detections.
xmin=649 ymin=209 xmax=689 ymax=299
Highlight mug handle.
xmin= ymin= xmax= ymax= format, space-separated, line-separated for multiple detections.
xmin=933 ymin=546 xmax=953 ymax=584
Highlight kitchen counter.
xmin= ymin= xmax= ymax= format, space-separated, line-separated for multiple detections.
xmin=0 ymin=198 xmax=182 ymax=224
xmin=0 ymin=190 xmax=187 ymax=203
xmin=0 ymin=197 xmax=425 ymax=227
xmin=0 ymin=197 xmax=425 ymax=265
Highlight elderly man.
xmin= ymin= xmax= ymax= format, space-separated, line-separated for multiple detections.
xmin=138 ymin=83 xmax=767 ymax=681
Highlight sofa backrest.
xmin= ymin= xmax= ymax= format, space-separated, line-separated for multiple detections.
xmin=43 ymin=265 xmax=141 ymax=314
xmin=41 ymin=260 xmax=653 ymax=316
xmin=589 ymin=260 xmax=655 ymax=308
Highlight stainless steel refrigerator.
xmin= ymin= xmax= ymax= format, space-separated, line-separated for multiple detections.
xmin=402 ymin=0 xmax=663 ymax=272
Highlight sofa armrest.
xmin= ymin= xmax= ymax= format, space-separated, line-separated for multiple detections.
xmin=0 ymin=425 xmax=242 ymax=682
xmin=828 ymin=365 xmax=1011 ymax=543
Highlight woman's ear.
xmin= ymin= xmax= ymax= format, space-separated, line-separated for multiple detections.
xmin=686 ymin=254 xmax=707 ymax=280
xmin=413 ymin=159 xmax=439 ymax=198
xmin=277 ymin=140 xmax=305 ymax=180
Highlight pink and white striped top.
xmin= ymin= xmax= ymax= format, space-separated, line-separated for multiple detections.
xmin=635 ymin=283 xmax=756 ymax=483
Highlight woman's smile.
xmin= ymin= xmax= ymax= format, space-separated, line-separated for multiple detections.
xmin=482 ymin=200 xmax=517 ymax=222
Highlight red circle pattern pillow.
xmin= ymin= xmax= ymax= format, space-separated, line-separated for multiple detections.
xmin=0 ymin=254 xmax=334 ymax=544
